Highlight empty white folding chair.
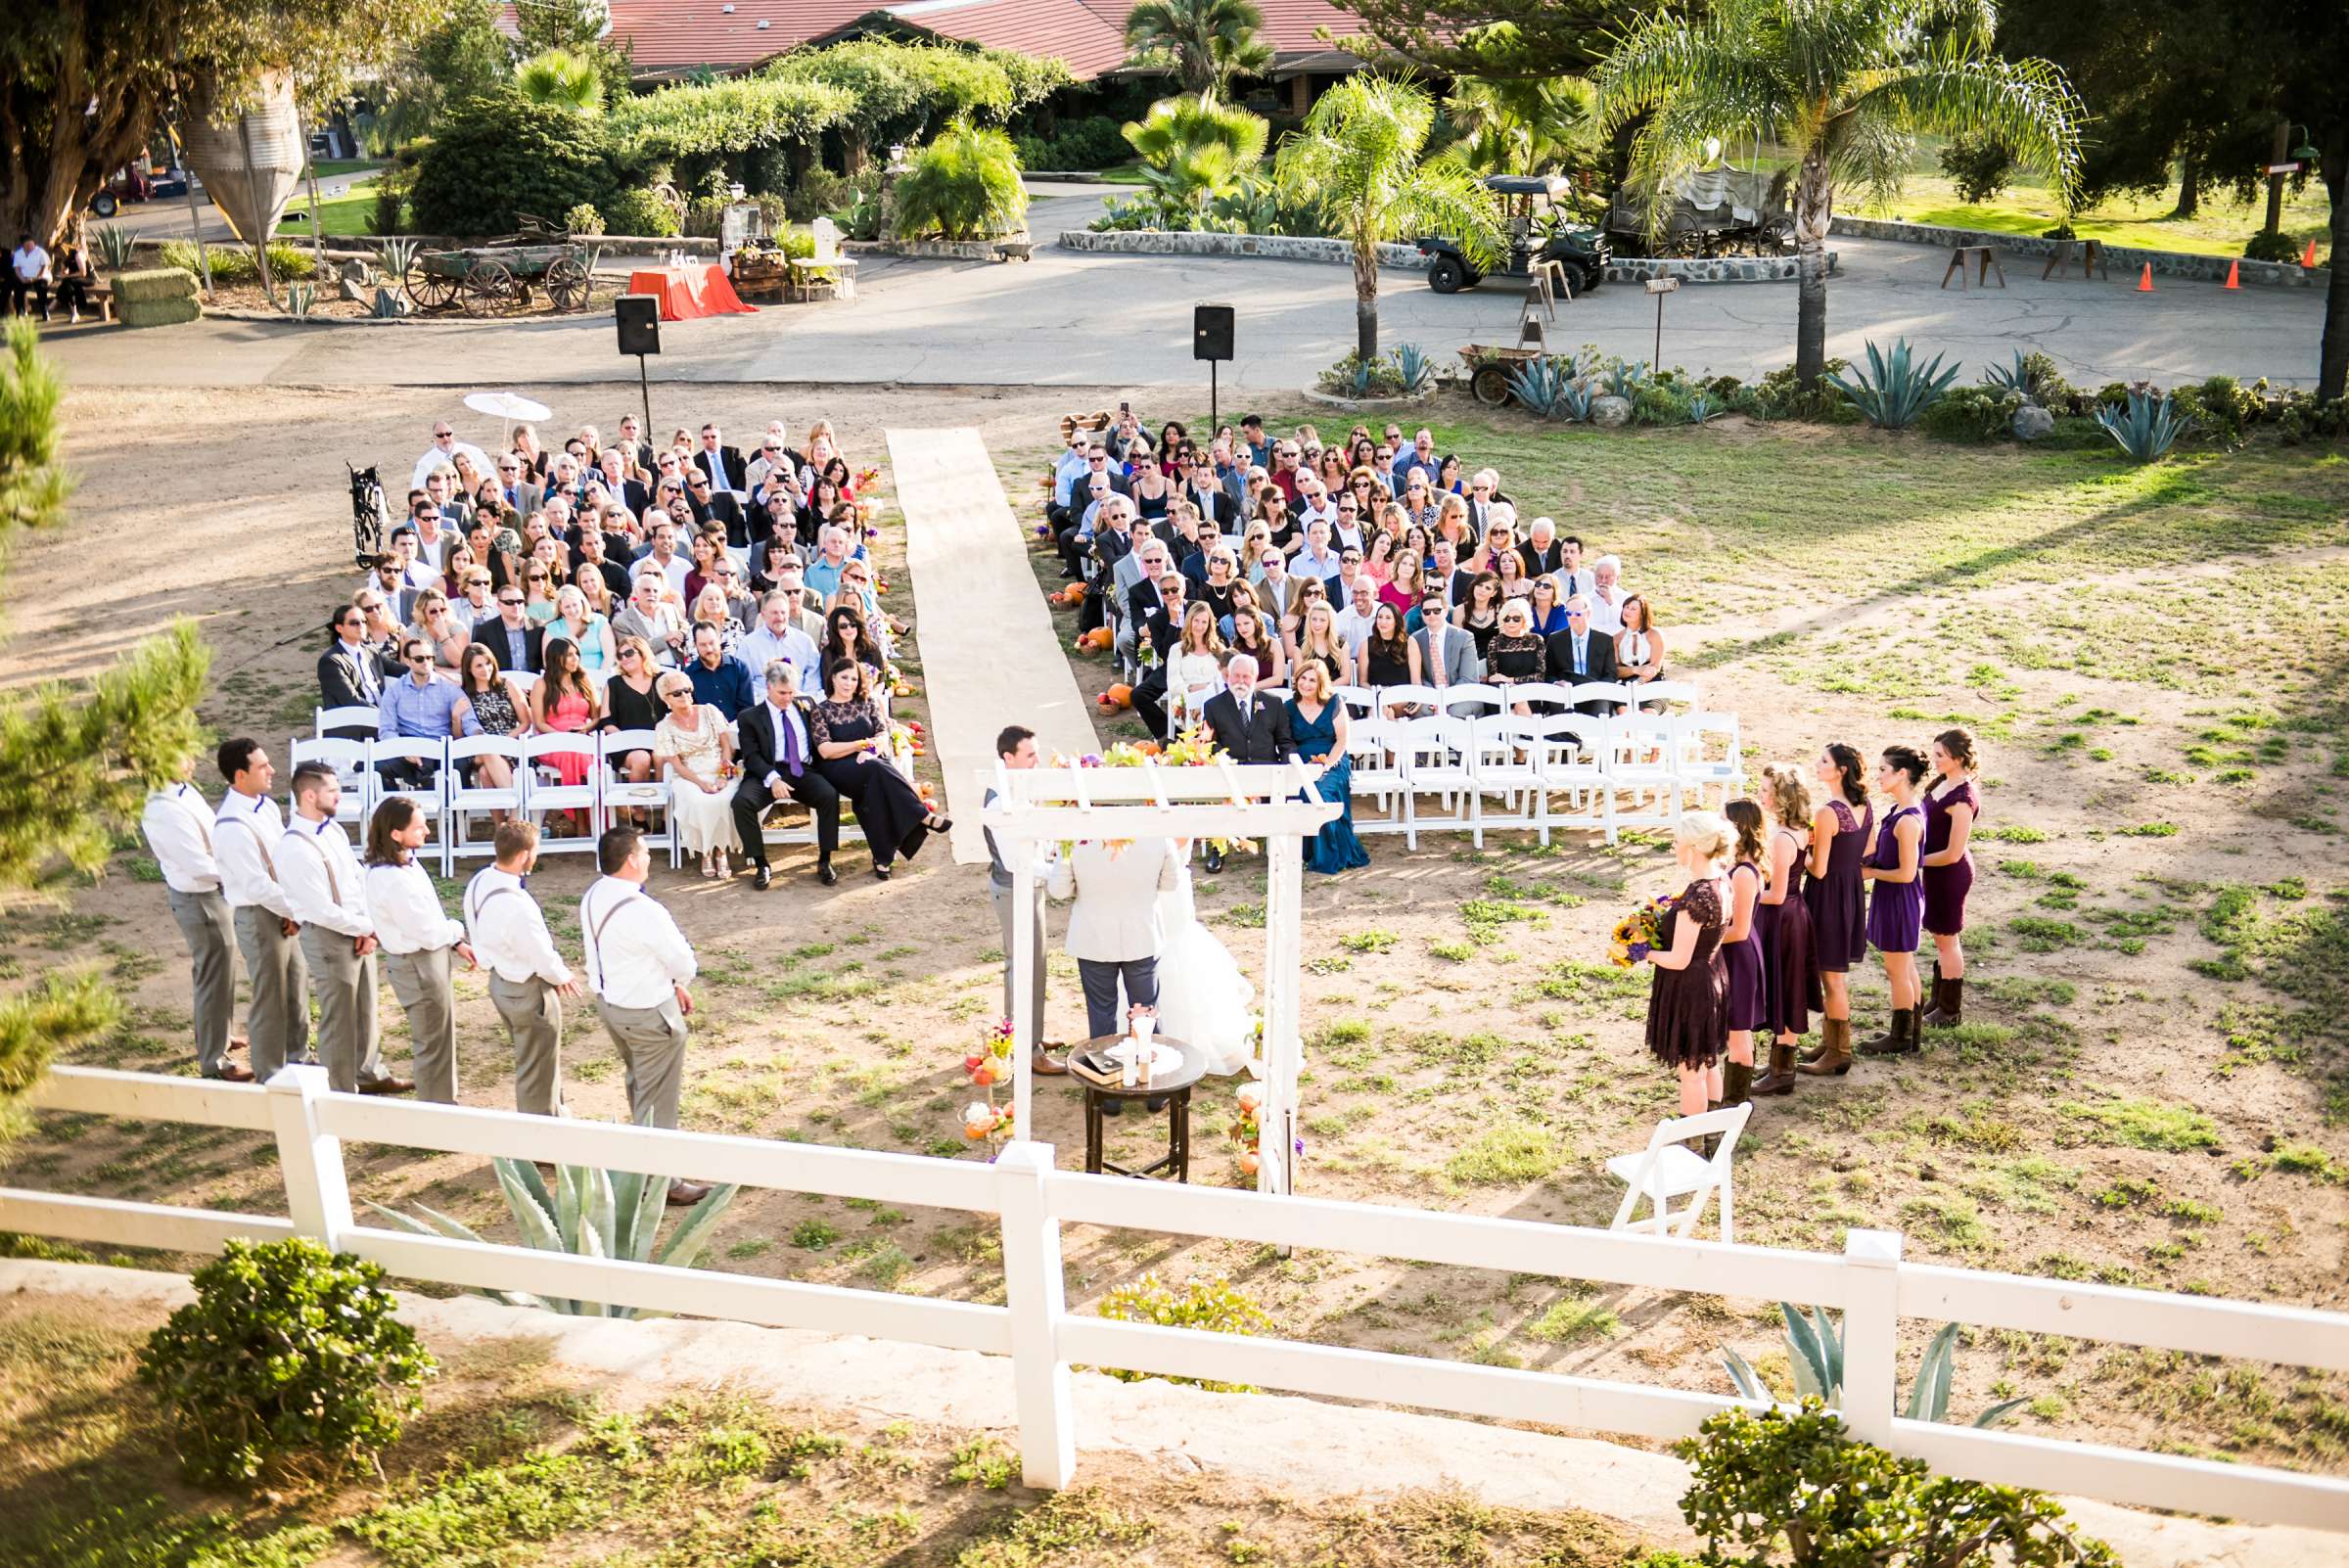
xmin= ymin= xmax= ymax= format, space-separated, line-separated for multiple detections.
xmin=1538 ymin=715 xmax=1615 ymax=842
xmin=1672 ymin=711 xmax=1743 ymax=811
xmin=369 ymin=737 xmax=451 ymax=865
xmin=1470 ymin=714 xmax=1549 ymax=841
xmin=1437 ymin=683 xmax=1503 ymax=721
xmin=598 ymin=728 xmax=677 ymax=866
xmin=1397 ymin=713 xmax=1478 ymax=848
xmin=1606 ymin=715 xmax=1681 ymax=833
xmin=1333 ymin=683 xmax=1376 ymax=717
xmin=520 ymin=732 xmax=599 ymax=853
xmin=1606 ymin=1103 xmax=1751 ymax=1241
xmin=1343 ymin=715 xmax=1405 ymax=834
xmin=1256 ymin=685 xmax=1291 ymax=705
xmin=1631 ymin=678 xmax=1699 ymax=715
xmin=446 ymin=733 xmax=526 ymax=875
xmin=1375 ymin=680 xmax=1438 ymax=718
xmin=505 ymin=669 xmax=541 ymax=700
xmin=314 ymin=705 xmax=379 ymax=738
xmin=287 ymin=736 xmax=371 ymax=841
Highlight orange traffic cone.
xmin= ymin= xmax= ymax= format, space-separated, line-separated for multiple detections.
xmin=2303 ymin=239 xmax=2321 ymax=268
xmin=2136 ymin=262 xmax=2155 ymax=292
xmin=2223 ymin=259 xmax=2240 ymax=289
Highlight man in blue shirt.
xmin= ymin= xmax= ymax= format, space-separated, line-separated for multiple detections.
xmin=682 ymin=623 xmax=755 ymax=720
xmin=1391 ymin=427 xmax=1440 ymax=494
xmin=377 ymin=636 xmax=480 ymax=788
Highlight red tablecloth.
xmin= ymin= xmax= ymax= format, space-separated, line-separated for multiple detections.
xmin=625 ymin=264 xmax=757 ymax=321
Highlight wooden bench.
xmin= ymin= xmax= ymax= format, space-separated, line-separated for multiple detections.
xmin=1940 ymin=244 xmax=2005 ymax=290
xmin=2041 ymin=238 xmax=2108 ymax=282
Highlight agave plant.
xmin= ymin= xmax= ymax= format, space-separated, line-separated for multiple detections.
xmin=285 ymin=283 xmax=316 ymax=319
xmin=1979 ymin=347 xmax=2033 ymax=397
xmin=2096 ymin=386 xmax=2192 ymax=463
xmin=1505 ymin=354 xmax=1575 ymax=418
xmin=1686 ymin=388 xmax=1719 ymax=424
xmin=1391 ymin=342 xmax=1434 ymax=393
xmin=1723 ymin=1304 xmax=2026 ymax=1428
xmin=1557 ymin=375 xmax=1596 ymax=422
xmin=1827 ymin=337 xmax=1960 ymax=429
xmin=378 ymin=237 xmax=418 ymax=281
xmin=1601 ymin=357 xmax=1650 ymax=398
xmin=1347 ymin=357 xmax=1377 ymax=397
xmin=370 ymin=1146 xmax=737 ymax=1318
xmin=93 ymin=223 xmax=135 ymax=271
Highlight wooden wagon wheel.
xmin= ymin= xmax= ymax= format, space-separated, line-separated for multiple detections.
xmin=544 ymin=254 xmax=591 ymax=313
xmin=405 ymin=253 xmax=460 ymax=312
xmin=1470 ymin=364 xmax=1514 ymax=406
xmin=464 ymin=259 xmax=517 ymax=317
xmin=1662 ymin=228 xmax=1709 ymax=259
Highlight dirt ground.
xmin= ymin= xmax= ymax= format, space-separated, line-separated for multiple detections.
xmin=3 ymin=382 xmax=2346 ymax=1481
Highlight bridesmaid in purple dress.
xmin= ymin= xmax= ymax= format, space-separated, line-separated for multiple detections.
xmin=1919 ymin=727 xmax=1981 ymax=1029
xmin=1751 ymin=763 xmax=1817 ymax=1095
xmin=1799 ymin=744 xmax=1872 ymax=1077
xmin=1645 ymin=812 xmax=1733 ymax=1121
xmin=1860 ymin=746 xmax=1928 ymax=1056
xmin=1719 ymin=800 xmax=1768 ymax=1107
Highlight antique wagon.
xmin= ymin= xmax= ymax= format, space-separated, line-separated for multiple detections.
xmin=1606 ymin=165 xmax=1793 ymax=258
xmin=403 ymin=218 xmax=597 ymax=316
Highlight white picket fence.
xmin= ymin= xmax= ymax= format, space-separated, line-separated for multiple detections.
xmin=6 ymin=1064 xmax=2347 ymax=1531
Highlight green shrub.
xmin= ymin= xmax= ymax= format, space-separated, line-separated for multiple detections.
xmin=893 ymin=119 xmax=1028 ymax=240
xmin=1938 ymin=132 xmax=2015 ymax=204
xmin=1922 ymin=385 xmax=2022 ymax=442
xmin=564 ymin=202 xmax=606 ymax=235
xmin=602 ymin=185 xmax=681 ymax=237
xmin=2170 ymin=374 xmax=2260 ymax=445
xmin=136 ymin=1237 xmax=434 ymax=1488
xmin=2242 ymin=229 xmax=2302 ymax=264
xmin=1096 ymin=1273 xmax=1272 ymax=1392
xmin=786 ymin=166 xmax=863 ymax=221
xmin=1673 ymin=1401 xmax=2116 ymax=1567
xmin=153 ymin=241 xmax=316 ymax=286
xmin=1013 ymin=115 xmax=1129 ymax=171
xmin=1732 ymin=358 xmax=1849 ymax=421
xmin=1631 ymin=378 xmax=1693 ymax=426
xmin=410 ymin=89 xmax=615 ymax=237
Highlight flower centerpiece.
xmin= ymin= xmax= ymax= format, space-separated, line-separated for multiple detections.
xmin=1228 ymin=1081 xmax=1304 ymax=1179
xmin=955 ymin=1018 xmax=1018 ymax=1153
xmin=1608 ymin=894 xmax=1677 ymax=968
xmin=1046 ymin=732 xmax=1257 ymax=858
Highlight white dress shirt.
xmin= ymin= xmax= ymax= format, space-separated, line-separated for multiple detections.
xmin=364 ymin=859 xmax=465 ymax=954
xmin=736 ymin=625 xmax=821 ymax=701
xmin=277 ymin=814 xmax=373 ymax=939
xmin=1583 ymin=587 xmax=1627 ymax=638
xmin=413 ymin=440 xmax=490 ymax=489
xmin=142 ymin=782 xmax=221 ymax=894
xmin=214 ymin=789 xmax=296 ymax=919
xmin=1552 ymin=566 xmax=1595 ymax=603
xmin=465 ymin=867 xmax=573 ymax=985
xmin=1332 ymin=604 xmax=1379 ymax=660
xmin=580 ymin=874 xmax=695 ymax=1007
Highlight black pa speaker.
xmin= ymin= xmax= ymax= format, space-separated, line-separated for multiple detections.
xmin=1193 ymin=302 xmax=1235 ymax=362
xmin=616 ymin=295 xmax=662 ymax=357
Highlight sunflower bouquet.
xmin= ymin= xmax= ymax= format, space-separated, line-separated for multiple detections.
xmin=1608 ymin=894 xmax=1677 ymax=968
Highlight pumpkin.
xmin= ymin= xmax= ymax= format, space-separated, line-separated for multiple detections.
xmin=1102 ymin=683 xmax=1133 ymax=711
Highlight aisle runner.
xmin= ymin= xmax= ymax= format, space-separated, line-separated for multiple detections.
xmin=886 ymin=427 xmax=1095 ymax=864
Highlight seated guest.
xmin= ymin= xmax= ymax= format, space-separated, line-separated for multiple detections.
xmin=770 ymin=573 xmax=826 ymax=642
xmin=1453 ymin=573 xmax=1503 ymax=662
xmin=1357 ymin=602 xmax=1420 ymax=695
xmin=454 ymin=644 xmax=527 ymax=808
xmin=530 ymin=638 xmax=604 ymax=813
xmin=1383 ymin=548 xmax=1426 ymax=615
xmin=681 ymin=623 xmax=755 ymax=720
xmin=1414 ymin=589 xmax=1480 ymax=687
xmin=1494 ymin=548 xmax=1534 ymax=602
xmin=683 ymin=530 xmax=728 ymax=607
xmin=1527 ymin=573 xmax=1570 ymax=637
xmin=550 ymin=585 xmax=614 ymax=674
xmin=1289 ymin=518 xmax=1343 ymax=588
xmin=1486 ymin=599 xmax=1548 ymax=713
xmin=318 ymin=602 xmax=390 ymax=737
xmin=1196 ymin=547 xmax=1244 ymax=628
xmin=1226 ymin=603 xmax=1286 ymax=687
xmin=1585 ymin=555 xmax=1629 ymax=636
xmin=410 ymin=590 xmax=469 ymax=673
xmin=737 ymin=589 xmax=821 ymax=701
xmin=1617 ymin=594 xmax=1668 ymax=685
xmin=1555 ymin=533 xmax=1595 ymax=602
xmin=653 ymin=669 xmax=742 ymax=880
xmin=1546 ymin=595 xmax=1621 ymax=713
xmin=377 ymin=634 xmax=481 ymax=786
xmin=803 ymin=524 xmax=857 ymax=603
xmin=810 ymin=661 xmax=949 ymax=881
xmin=469 ymin=582 xmax=545 ymax=674
xmin=690 ymin=584 xmax=742 ymax=658
xmin=686 ymin=470 xmax=744 ymax=544
xmin=1332 ymin=574 xmax=1382 ymax=663
xmin=820 ymin=604 xmax=887 ymax=689
xmin=1288 ymin=600 xmax=1349 ymax=692
xmin=610 ymin=575 xmax=686 ymax=667
xmin=1519 ymin=516 xmax=1567 ymax=577
xmin=413 ymin=420 xmax=489 ymax=490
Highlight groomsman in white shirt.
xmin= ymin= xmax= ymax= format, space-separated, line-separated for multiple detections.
xmin=362 ymin=796 xmax=475 ymax=1103
xmin=142 ymin=756 xmax=250 ymax=1081
xmin=211 ymin=738 xmax=310 ymax=1080
xmin=581 ymin=826 xmax=710 ymax=1203
xmin=465 ymin=820 xmax=580 ymax=1116
xmin=277 ymin=762 xmax=412 ymax=1096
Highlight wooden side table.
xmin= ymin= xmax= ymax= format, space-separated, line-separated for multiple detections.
xmin=1074 ymin=1035 xmax=1211 ymax=1180
xmin=1941 ymin=244 xmax=2005 ymax=290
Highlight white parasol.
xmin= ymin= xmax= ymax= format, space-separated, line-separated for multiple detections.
xmin=463 ymin=391 xmax=554 ymax=450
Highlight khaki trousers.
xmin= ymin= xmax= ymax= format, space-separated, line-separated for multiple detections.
xmin=383 ymin=945 xmax=458 ymax=1103
xmin=169 ymin=888 xmax=238 ymax=1077
xmin=299 ymin=926 xmax=383 ymax=1093
xmin=598 ymin=996 xmax=687 ymax=1129
xmin=232 ymin=905 xmax=308 ymax=1079
xmin=489 ymin=972 xmax=564 ymax=1116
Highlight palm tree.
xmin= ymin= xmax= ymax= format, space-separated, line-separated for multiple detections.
xmin=1595 ymin=0 xmax=2083 ymax=387
xmin=1439 ymin=74 xmax=1600 ymax=178
xmin=1274 ymin=75 xmax=1505 ymax=363
xmin=1125 ymin=0 xmax=1274 ymax=97
xmin=515 ymin=48 xmax=606 ymax=116
xmin=1125 ymin=93 xmax=1270 ymax=220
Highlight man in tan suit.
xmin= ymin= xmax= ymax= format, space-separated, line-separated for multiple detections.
xmin=1048 ymin=836 xmax=1179 ymax=1041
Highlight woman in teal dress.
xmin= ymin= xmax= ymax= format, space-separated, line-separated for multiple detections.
xmin=1285 ymin=662 xmax=1369 ymax=874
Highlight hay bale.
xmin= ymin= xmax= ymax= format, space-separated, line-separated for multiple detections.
xmin=119 ymin=293 xmax=202 ymax=328
xmin=111 ymin=267 xmax=199 ymax=304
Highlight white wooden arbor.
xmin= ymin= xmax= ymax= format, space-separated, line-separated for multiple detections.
xmin=982 ymin=760 xmax=1338 ymax=1197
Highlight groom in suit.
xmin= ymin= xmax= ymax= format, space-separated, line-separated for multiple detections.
xmin=1048 ymin=835 xmax=1179 ymax=1047
xmin=731 ymin=660 xmax=843 ymax=889
xmin=1200 ymin=654 xmax=1294 ymax=873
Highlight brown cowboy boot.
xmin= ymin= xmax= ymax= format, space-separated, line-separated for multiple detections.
xmin=1752 ymin=1036 xmax=1798 ymax=1096
xmin=1797 ymin=1017 xmax=1852 ymax=1076
xmin=1921 ymin=975 xmax=1962 ymax=1029
xmin=1722 ymin=1057 xmax=1755 ymax=1107
xmin=1860 ymin=1007 xmax=1917 ymax=1056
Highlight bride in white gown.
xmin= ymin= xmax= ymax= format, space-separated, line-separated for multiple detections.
xmin=1150 ymin=850 xmax=1255 ymax=1075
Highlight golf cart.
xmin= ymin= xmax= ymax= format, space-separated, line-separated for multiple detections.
xmin=1416 ymin=173 xmax=1610 ymax=298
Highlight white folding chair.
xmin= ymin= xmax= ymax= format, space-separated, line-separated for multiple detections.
xmin=288 ymin=736 xmax=370 ymax=842
xmin=520 ymin=732 xmax=599 ymax=853
xmin=1607 ymin=715 xmax=1681 ymax=832
xmin=368 ymin=737 xmax=451 ymax=865
xmin=446 ymin=734 xmax=526 ymax=875
xmin=600 ymin=728 xmax=677 ymax=866
xmin=314 ymin=705 xmax=379 ymax=737
xmin=1507 ymin=681 xmax=1570 ymax=715
xmin=1470 ymin=714 xmax=1549 ymax=842
xmin=1437 ymin=683 xmax=1504 ymax=721
xmin=1672 ymin=711 xmax=1743 ymax=811
xmin=1606 ymin=1104 xmax=1751 ymax=1241
xmin=1343 ymin=715 xmax=1405 ymax=834
xmin=1256 ymin=685 xmax=1291 ymax=705
xmin=1574 ymin=680 xmax=1635 ymax=715
xmin=1538 ymin=715 xmax=1615 ymax=842
xmin=1632 ymin=678 xmax=1700 ymax=715
xmin=1333 ymin=683 xmax=1376 ymax=717
xmin=1397 ymin=713 xmax=1478 ymax=848
xmin=505 ymin=669 xmax=541 ymax=699
xmin=1376 ymin=680 xmax=1438 ymax=718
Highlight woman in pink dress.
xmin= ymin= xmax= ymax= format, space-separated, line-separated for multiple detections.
xmin=530 ymin=636 xmax=605 ymax=833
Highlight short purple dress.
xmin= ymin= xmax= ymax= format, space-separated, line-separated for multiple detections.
xmin=1758 ymin=828 xmax=1814 ymax=1037
xmin=1646 ymin=876 xmax=1728 ymax=1070
xmin=1805 ymin=798 xmax=1872 ymax=983
xmin=1922 ymin=779 xmax=1979 ymax=936
xmin=1865 ymin=803 xmax=1924 ymax=954
xmin=1723 ymin=860 xmax=1766 ymax=1032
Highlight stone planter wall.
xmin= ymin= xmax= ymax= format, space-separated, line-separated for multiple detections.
xmin=1602 ymin=253 xmax=1834 ymax=284
xmin=1060 ymin=230 xmax=1431 ymax=269
xmin=1827 ymin=215 xmax=2329 ymax=289
xmin=129 ymin=233 xmax=719 ymax=259
xmin=887 ymin=233 xmax=1031 ymax=260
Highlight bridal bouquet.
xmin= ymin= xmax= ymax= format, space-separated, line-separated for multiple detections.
xmin=1608 ymin=894 xmax=1676 ymax=968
